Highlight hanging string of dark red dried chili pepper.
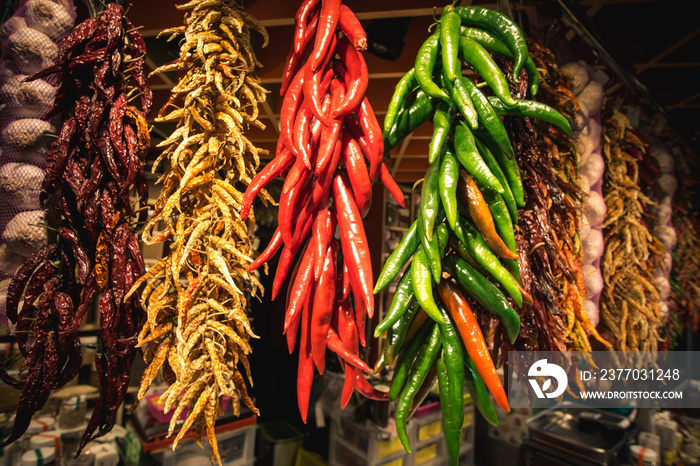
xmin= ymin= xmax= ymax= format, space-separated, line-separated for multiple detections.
xmin=0 ymin=2 xmax=152 ymax=452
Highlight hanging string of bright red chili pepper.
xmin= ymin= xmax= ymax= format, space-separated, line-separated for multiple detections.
xmin=241 ymin=0 xmax=404 ymax=422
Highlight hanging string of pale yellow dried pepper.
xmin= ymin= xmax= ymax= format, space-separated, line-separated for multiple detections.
xmin=127 ymin=0 xmax=270 ymax=463
xmin=598 ymin=108 xmax=664 ymax=355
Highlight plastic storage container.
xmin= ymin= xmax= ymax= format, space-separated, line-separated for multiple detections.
xmin=256 ymin=420 xmax=304 ymax=466
xmin=330 ymin=439 xmax=408 ymax=466
xmin=29 ymin=430 xmax=62 ymax=458
xmin=330 ymin=416 xmax=407 ymax=464
xmin=156 ymin=423 xmax=257 ymax=466
xmin=20 ymin=447 xmax=56 ymax=466
xmin=58 ymin=396 xmax=87 ymax=429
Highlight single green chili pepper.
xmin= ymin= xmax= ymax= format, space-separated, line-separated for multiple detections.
xmin=374 ymin=219 xmax=419 ymax=293
xmin=461 ymin=76 xmax=514 ymax=160
xmin=406 ymin=359 xmax=440 ymax=420
xmin=444 ymin=74 xmax=479 ymax=129
xmin=384 ymin=68 xmax=417 ymax=135
xmin=444 ymin=255 xmax=520 ymax=343
xmin=436 ymin=223 xmax=450 ymax=256
xmin=384 ymin=90 xmax=437 ymax=152
xmin=473 ymin=135 xmax=518 ymax=220
xmin=415 ymin=28 xmax=449 ymax=101
xmin=437 ymin=303 xmax=465 ymax=431
xmin=464 ymin=354 xmax=499 ymax=427
xmin=419 ymin=210 xmax=443 ymax=284
xmin=480 ymin=187 xmax=520 ymax=282
xmin=439 ymin=147 xmax=460 ymax=230
xmin=375 ymin=270 xmax=415 ymax=337
xmin=487 ymin=96 xmax=572 ymax=135
xmin=472 ymin=125 xmax=524 ymax=207
xmin=459 ymin=35 xmax=516 ymax=107
xmin=453 ymin=122 xmax=504 ymax=194
xmin=449 ymin=236 xmax=482 ymax=271
xmin=428 ymin=100 xmax=456 ymax=164
xmin=452 ymin=217 xmax=523 ymax=307
xmin=437 ymin=354 xmax=461 ymax=466
xmin=420 ymin=153 xmax=442 ymax=242
xmin=410 ymin=246 xmax=444 ymax=323
xmin=455 ymin=5 xmax=528 ymax=84
xmin=439 ymin=4 xmax=462 ymax=84
xmin=381 ymin=298 xmax=421 ymax=366
xmin=389 ymin=319 xmax=433 ymax=401
xmin=461 ymin=26 xmax=539 ymax=95
xmin=395 ymin=323 xmax=442 ymax=453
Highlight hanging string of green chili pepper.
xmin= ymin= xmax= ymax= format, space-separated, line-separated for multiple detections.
xmin=374 ymin=4 xmax=572 ymax=464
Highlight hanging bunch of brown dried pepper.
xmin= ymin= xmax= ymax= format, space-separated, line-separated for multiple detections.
xmin=492 ymin=45 xmax=607 ymax=362
xmin=128 ymin=0 xmax=268 ymax=462
xmin=0 ymin=2 xmax=152 ymax=452
xmin=518 ymin=41 xmax=605 ymax=352
xmin=597 ymin=108 xmax=664 ymax=354
xmin=241 ymin=0 xmax=404 ymax=422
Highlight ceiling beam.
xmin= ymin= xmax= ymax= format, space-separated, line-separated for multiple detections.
xmin=632 ymin=61 xmax=700 ymax=70
xmin=634 ymin=27 xmax=700 ymax=75
xmin=666 ymin=91 xmax=700 ymax=111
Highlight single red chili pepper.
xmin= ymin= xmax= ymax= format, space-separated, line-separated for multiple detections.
xmin=298 ymin=285 xmax=316 ymax=423
xmin=285 ymin=241 xmax=316 ymax=335
xmin=309 ymin=134 xmax=342 ymax=209
xmin=272 ymin=243 xmax=300 ymax=300
xmin=355 ymin=97 xmax=383 ymax=183
xmin=280 ymin=65 xmax=306 ymax=153
xmin=354 ymin=292 xmax=367 ymax=347
xmin=338 ymin=4 xmax=367 ymax=50
xmin=332 ymin=172 xmax=375 ymax=319
xmin=332 ymin=37 xmax=368 ymax=118
xmin=341 ymin=132 xmax=373 ymax=217
xmin=327 ymin=326 xmax=370 ymax=372
xmin=437 ymin=280 xmax=510 ymax=412
xmin=340 ymin=257 xmax=351 ymax=302
xmin=293 ymin=101 xmax=315 ymax=169
xmin=279 ymin=160 xmax=312 ymax=246
xmin=287 ymin=315 xmax=301 ymax=354
xmin=304 ymin=39 xmax=336 ymax=127
xmin=380 ymin=163 xmax=406 ymax=207
xmin=311 ymin=240 xmax=338 ymax=372
xmin=312 ymin=207 xmax=336 ymax=280
xmin=282 ymin=12 xmax=319 ymax=95
xmin=335 ymin=297 xmax=359 ymax=407
xmin=290 ymin=208 xmax=314 ymax=252
xmin=242 ymin=148 xmax=295 ymax=220
xmin=303 ymin=69 xmax=335 ymax=164
xmin=309 ymin=0 xmax=342 ymax=72
xmin=293 ymin=0 xmax=321 ymax=55
xmin=248 ymin=227 xmax=283 ymax=272
xmin=314 ymin=81 xmax=344 ymax=175
xmin=355 ymin=374 xmax=389 ymax=400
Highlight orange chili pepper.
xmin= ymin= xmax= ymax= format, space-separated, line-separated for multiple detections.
xmin=437 ymin=279 xmax=510 ymax=412
xmin=458 ymin=171 xmax=518 ymax=260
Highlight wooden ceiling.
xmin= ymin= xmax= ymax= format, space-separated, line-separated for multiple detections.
xmin=115 ymin=0 xmax=700 ymax=184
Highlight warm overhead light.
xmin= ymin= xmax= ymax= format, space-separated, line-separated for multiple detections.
xmin=365 ymin=17 xmax=412 ymax=61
